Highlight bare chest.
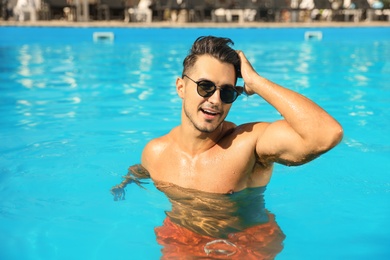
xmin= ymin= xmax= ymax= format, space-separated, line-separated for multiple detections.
xmin=150 ymin=146 xmax=263 ymax=193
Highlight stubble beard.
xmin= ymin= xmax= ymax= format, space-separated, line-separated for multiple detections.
xmin=183 ymin=103 xmax=223 ymax=134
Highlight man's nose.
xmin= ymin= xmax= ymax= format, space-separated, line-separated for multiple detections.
xmin=207 ymin=89 xmax=221 ymax=104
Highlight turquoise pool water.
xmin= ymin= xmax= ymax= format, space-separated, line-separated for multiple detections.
xmin=0 ymin=26 xmax=389 ymax=259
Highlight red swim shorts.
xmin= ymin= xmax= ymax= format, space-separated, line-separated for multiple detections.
xmin=155 ymin=213 xmax=285 ymax=259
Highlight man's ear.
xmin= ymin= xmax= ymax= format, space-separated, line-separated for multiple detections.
xmin=176 ymin=77 xmax=185 ymax=99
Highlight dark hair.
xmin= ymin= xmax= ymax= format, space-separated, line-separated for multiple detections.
xmin=182 ymin=36 xmax=241 ymax=80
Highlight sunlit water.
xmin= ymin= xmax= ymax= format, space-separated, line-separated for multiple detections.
xmin=0 ymin=27 xmax=389 ymax=259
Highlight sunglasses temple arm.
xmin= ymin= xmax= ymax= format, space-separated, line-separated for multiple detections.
xmin=236 ymin=86 xmax=247 ymax=96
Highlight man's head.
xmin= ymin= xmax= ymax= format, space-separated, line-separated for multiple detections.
xmin=177 ymin=36 xmax=242 ymax=134
xmin=182 ymin=36 xmax=241 ymax=83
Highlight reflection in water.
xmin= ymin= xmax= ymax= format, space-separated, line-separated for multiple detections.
xmin=112 ymin=164 xmax=285 ymax=259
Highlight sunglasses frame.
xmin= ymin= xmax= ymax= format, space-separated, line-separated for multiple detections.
xmin=183 ymin=75 xmax=243 ymax=104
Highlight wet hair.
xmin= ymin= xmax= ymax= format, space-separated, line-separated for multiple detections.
xmin=182 ymin=36 xmax=241 ymax=80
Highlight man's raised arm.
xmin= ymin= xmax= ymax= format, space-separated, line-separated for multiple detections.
xmin=237 ymin=51 xmax=343 ymax=165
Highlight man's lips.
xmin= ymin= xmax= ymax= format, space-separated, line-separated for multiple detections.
xmin=200 ymin=108 xmax=220 ymax=118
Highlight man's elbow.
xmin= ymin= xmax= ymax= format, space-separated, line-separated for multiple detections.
xmin=333 ymin=124 xmax=344 ymax=145
xmin=293 ymin=126 xmax=343 ymax=166
xmin=318 ymin=122 xmax=344 ymax=153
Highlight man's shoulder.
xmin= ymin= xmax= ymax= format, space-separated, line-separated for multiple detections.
xmin=143 ymin=128 xmax=176 ymax=154
xmin=145 ymin=134 xmax=169 ymax=150
xmin=142 ymin=132 xmax=171 ymax=168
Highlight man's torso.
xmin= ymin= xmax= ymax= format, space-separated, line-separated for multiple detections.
xmin=144 ymin=122 xmax=273 ymax=194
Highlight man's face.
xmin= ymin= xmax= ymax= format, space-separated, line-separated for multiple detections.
xmin=178 ymin=55 xmax=236 ymax=133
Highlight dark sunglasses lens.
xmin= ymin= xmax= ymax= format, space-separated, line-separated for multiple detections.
xmin=197 ymin=81 xmax=216 ymax=97
xmin=220 ymin=87 xmax=238 ymax=103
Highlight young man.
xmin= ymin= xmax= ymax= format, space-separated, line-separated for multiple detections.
xmin=111 ymin=36 xmax=343 ymax=258
xmin=141 ymin=36 xmax=343 ymax=194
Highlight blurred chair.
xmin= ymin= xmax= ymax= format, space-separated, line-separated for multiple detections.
xmin=154 ymin=0 xmax=189 ymax=22
xmin=2 ymin=0 xmax=17 ymax=20
xmin=186 ymin=0 xmax=208 ymax=22
xmin=364 ymin=0 xmax=389 ymax=21
xmin=212 ymin=0 xmax=247 ymax=22
xmin=97 ymin=0 xmax=128 ymax=21
xmin=339 ymin=0 xmax=363 ymax=21
xmin=13 ymin=0 xmax=40 ymax=21
xmin=128 ymin=0 xmax=152 ymax=22
xmin=239 ymin=0 xmax=259 ymax=21
xmin=298 ymin=0 xmax=314 ymax=21
xmin=154 ymin=0 xmax=172 ymax=21
xmin=383 ymin=9 xmax=390 ymax=21
xmin=211 ymin=0 xmax=229 ymax=22
xmin=169 ymin=0 xmax=187 ymax=22
xmin=311 ymin=0 xmax=334 ymax=21
xmin=44 ymin=0 xmax=75 ymax=20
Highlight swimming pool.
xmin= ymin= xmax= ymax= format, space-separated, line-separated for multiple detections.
xmin=0 ymin=26 xmax=389 ymax=259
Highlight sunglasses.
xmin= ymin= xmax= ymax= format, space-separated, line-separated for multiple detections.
xmin=183 ymin=75 xmax=243 ymax=104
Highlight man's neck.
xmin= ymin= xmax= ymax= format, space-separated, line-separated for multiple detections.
xmin=175 ymin=123 xmax=224 ymax=157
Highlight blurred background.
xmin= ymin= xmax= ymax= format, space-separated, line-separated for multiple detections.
xmin=1 ymin=0 xmax=390 ymax=24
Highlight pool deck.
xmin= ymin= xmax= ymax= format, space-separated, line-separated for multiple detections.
xmin=1 ymin=20 xmax=389 ymax=28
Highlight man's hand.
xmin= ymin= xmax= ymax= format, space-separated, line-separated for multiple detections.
xmin=236 ymin=50 xmax=258 ymax=96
